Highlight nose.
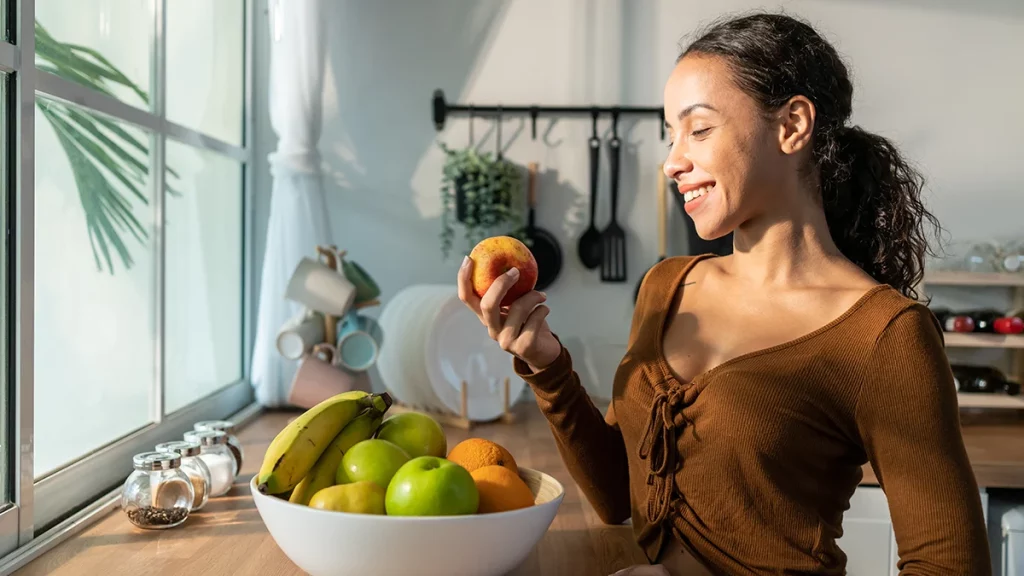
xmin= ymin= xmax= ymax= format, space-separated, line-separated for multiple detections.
xmin=663 ymin=144 xmax=693 ymax=182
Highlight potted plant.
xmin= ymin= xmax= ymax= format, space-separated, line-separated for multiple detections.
xmin=438 ymin=142 xmax=526 ymax=259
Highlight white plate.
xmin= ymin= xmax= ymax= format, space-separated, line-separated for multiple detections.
xmin=377 ymin=285 xmax=450 ymax=411
xmin=424 ymin=294 xmax=525 ymax=421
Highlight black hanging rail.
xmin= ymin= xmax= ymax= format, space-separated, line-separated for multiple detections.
xmin=432 ymin=89 xmax=666 ymax=140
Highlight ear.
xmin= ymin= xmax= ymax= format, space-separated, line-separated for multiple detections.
xmin=777 ymin=95 xmax=815 ymax=155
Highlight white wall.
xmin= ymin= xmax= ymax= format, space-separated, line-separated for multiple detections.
xmin=252 ymin=0 xmax=1024 ymax=401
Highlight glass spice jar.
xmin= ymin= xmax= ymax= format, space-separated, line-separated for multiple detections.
xmin=185 ymin=429 xmax=237 ymax=497
xmin=121 ymin=451 xmax=193 ymax=530
xmin=155 ymin=440 xmax=212 ymax=511
xmin=193 ymin=420 xmax=244 ymax=473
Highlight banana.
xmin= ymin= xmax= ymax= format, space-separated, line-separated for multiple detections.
xmin=257 ymin=391 xmax=392 ymax=494
xmin=289 ymin=408 xmax=384 ymax=505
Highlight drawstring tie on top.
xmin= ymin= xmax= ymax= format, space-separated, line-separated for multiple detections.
xmin=637 ymin=382 xmax=690 ymax=526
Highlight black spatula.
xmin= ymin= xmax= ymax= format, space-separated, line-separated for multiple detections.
xmin=600 ymin=132 xmax=626 ymax=282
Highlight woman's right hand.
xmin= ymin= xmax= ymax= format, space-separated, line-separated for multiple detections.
xmin=457 ymin=255 xmax=561 ymax=372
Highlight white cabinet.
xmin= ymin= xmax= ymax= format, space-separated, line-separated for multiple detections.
xmin=835 ymin=485 xmax=989 ymax=576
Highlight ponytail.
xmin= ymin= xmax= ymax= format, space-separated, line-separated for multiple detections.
xmin=818 ymin=125 xmax=940 ymax=301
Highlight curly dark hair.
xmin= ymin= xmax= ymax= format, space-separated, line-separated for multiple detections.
xmin=679 ymin=12 xmax=942 ymax=300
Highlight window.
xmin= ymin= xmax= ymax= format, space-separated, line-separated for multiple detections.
xmin=0 ymin=0 xmax=253 ymax=559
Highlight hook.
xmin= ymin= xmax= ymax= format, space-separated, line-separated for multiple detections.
xmin=659 ymin=109 xmax=666 ymax=140
xmin=468 ymin=105 xmax=475 ymax=145
xmin=611 ymin=109 xmax=620 ymax=139
xmin=495 ymin=106 xmax=503 ymax=159
xmin=590 ymin=108 xmax=599 ymax=140
xmin=530 ymin=106 xmax=539 ymax=140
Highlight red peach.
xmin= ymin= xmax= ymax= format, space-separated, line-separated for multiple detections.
xmin=469 ymin=236 xmax=538 ymax=307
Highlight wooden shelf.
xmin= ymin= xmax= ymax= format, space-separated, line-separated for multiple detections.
xmin=924 ymin=271 xmax=1024 ymax=287
xmin=944 ymin=333 xmax=1024 ymax=349
xmin=958 ymin=393 xmax=1024 ymax=409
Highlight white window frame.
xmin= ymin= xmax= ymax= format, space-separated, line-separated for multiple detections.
xmin=0 ymin=0 xmax=257 ymax=566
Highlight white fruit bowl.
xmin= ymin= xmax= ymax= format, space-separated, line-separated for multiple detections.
xmin=250 ymin=467 xmax=565 ymax=576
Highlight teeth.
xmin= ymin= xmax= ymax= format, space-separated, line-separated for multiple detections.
xmin=684 ymin=185 xmax=713 ymax=203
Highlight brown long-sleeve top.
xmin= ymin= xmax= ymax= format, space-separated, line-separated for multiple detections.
xmin=514 ymin=254 xmax=990 ymax=575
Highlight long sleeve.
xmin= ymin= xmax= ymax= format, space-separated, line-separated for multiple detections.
xmin=855 ymin=304 xmax=991 ymax=575
xmin=513 ymin=345 xmax=632 ymax=525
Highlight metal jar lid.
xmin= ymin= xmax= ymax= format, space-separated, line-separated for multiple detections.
xmin=133 ymin=451 xmax=181 ymax=471
xmin=187 ymin=429 xmax=228 ymax=446
xmin=194 ymin=420 xmax=236 ymax=434
xmin=155 ymin=440 xmax=201 ymax=458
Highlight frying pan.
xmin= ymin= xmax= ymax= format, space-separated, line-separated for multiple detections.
xmin=524 ymin=162 xmax=562 ymax=290
xmin=634 ymin=165 xmax=667 ymax=303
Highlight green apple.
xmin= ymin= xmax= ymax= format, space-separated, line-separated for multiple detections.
xmin=385 ymin=456 xmax=479 ymax=516
xmin=308 ymin=481 xmax=386 ymax=515
xmin=336 ymin=439 xmax=410 ymax=490
xmin=375 ymin=412 xmax=447 ymax=458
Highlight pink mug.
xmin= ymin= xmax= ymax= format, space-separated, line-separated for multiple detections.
xmin=288 ymin=343 xmax=371 ymax=409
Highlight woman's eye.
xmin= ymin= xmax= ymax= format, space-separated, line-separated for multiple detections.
xmin=666 ymin=140 xmax=674 ymax=150
xmin=691 ymin=127 xmax=712 ymax=138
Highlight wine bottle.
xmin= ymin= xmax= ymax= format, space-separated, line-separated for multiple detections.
xmin=931 ymin=308 xmax=975 ymax=333
xmin=951 ymin=364 xmax=1017 ymax=394
xmin=964 ymin=309 xmax=1024 ymax=335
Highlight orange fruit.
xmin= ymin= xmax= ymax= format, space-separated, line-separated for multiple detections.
xmin=470 ymin=465 xmax=535 ymax=513
xmin=446 ymin=438 xmax=518 ymax=474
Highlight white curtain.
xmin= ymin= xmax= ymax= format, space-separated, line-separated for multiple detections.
xmin=251 ymin=0 xmax=331 ymax=406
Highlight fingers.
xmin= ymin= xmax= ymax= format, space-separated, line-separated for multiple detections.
xmin=515 ymin=303 xmax=550 ymax=353
xmin=497 ymin=291 xmax=547 ymax=350
xmin=456 ymin=256 xmax=481 ymax=314
xmin=479 ymin=267 xmax=520 ymax=337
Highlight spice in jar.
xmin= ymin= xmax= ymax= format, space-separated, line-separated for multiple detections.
xmin=127 ymin=506 xmax=189 ymax=527
xmin=186 ymin=429 xmax=236 ymax=497
xmin=155 ymin=440 xmax=212 ymax=511
xmin=121 ymin=451 xmax=193 ymax=530
xmin=193 ymin=420 xmax=244 ymax=473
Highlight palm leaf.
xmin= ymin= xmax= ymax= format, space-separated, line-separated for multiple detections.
xmin=35 ymin=20 xmax=181 ymax=273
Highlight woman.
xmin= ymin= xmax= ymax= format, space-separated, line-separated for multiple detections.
xmin=457 ymin=12 xmax=990 ymax=576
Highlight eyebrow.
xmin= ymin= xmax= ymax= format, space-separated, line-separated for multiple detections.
xmin=666 ymin=103 xmax=719 ymax=129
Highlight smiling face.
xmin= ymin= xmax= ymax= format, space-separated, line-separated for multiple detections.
xmin=663 ymin=54 xmax=809 ymax=240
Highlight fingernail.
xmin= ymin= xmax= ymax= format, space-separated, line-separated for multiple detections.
xmin=461 ymin=256 xmax=470 ymax=269
xmin=506 ymin=268 xmax=520 ymax=278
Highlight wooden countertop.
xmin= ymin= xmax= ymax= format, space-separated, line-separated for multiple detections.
xmin=16 ymin=399 xmax=1024 ymax=575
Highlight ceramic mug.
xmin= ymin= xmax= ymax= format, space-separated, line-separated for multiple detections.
xmin=287 ymin=344 xmax=371 ymax=409
xmin=284 ymin=256 xmax=357 ymax=317
xmin=336 ymin=311 xmax=384 ymax=372
xmin=275 ymin=308 xmax=325 ymax=360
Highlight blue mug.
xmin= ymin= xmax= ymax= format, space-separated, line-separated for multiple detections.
xmin=335 ymin=311 xmax=384 ymax=372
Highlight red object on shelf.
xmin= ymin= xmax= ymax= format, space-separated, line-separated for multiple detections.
xmin=994 ymin=317 xmax=1024 ymax=335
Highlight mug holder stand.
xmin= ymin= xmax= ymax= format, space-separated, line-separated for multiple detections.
xmin=389 ymin=377 xmax=517 ymax=430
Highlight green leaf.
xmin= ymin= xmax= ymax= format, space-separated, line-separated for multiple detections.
xmin=43 ymin=106 xmax=148 ymax=205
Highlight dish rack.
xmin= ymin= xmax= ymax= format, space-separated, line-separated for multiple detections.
xmin=389 ymin=377 xmax=517 ymax=430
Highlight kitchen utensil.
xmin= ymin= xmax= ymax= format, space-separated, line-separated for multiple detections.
xmin=577 ymin=124 xmax=603 ymax=270
xmin=284 ymin=248 xmax=356 ymax=344
xmin=251 ymin=467 xmax=564 ymax=576
xmin=600 ymin=129 xmax=626 ymax=282
xmin=335 ymin=310 xmax=384 ymax=372
xmin=524 ymin=162 xmax=562 ymax=290
xmin=276 ymin=308 xmax=325 ymax=360
xmin=287 ymin=343 xmax=371 ymax=409
xmin=672 ymin=188 xmax=733 ymax=256
xmin=424 ymin=292 xmax=526 ymax=422
xmin=635 ymin=164 xmax=668 ymax=303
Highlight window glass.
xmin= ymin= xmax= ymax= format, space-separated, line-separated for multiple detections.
xmin=35 ymin=0 xmax=153 ymax=110
xmin=164 ymin=141 xmax=243 ymax=414
xmin=33 ymin=97 xmax=154 ymax=477
xmin=166 ymin=0 xmax=244 ymax=145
